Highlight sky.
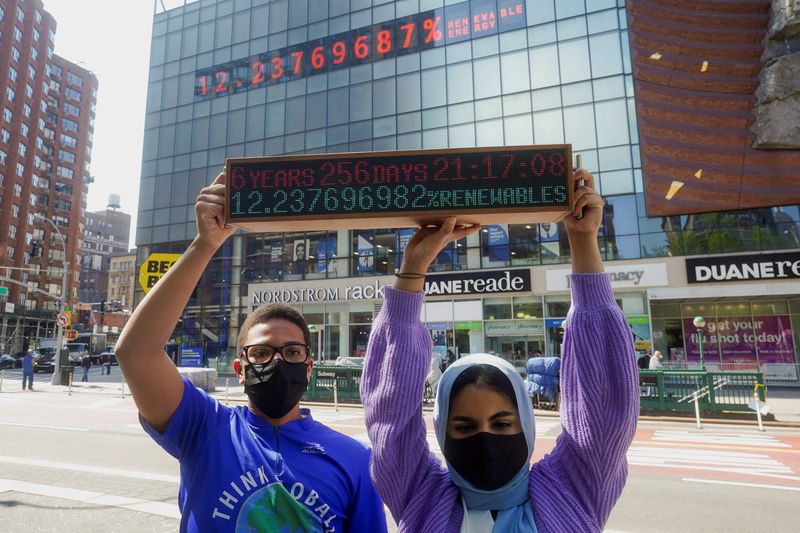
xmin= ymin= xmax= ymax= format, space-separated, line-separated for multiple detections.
xmin=42 ymin=0 xmax=156 ymax=248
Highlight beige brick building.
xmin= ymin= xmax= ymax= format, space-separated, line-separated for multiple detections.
xmin=108 ymin=251 xmax=136 ymax=310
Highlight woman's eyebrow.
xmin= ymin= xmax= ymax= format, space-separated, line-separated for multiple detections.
xmin=489 ymin=411 xmax=516 ymax=421
xmin=450 ymin=415 xmax=476 ymax=422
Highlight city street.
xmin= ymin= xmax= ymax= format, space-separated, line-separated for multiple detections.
xmin=0 ymin=367 xmax=798 ymax=532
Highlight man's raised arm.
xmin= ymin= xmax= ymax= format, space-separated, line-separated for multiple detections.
xmin=115 ymin=172 xmax=234 ymax=433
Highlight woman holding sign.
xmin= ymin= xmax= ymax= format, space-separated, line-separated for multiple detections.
xmin=360 ymin=169 xmax=638 ymax=532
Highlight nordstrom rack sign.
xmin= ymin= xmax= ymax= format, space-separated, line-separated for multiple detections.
xmin=249 ymin=269 xmax=531 ymax=307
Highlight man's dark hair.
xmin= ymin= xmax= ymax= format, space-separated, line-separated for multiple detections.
xmin=450 ymin=363 xmax=518 ymax=409
xmin=237 ymin=303 xmax=311 ymax=356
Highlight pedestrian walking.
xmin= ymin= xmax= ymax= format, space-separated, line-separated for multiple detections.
xmin=103 ymin=353 xmax=112 ymax=375
xmin=81 ymin=355 xmax=91 ymax=382
xmin=361 ymin=168 xmax=639 ymax=532
xmin=113 ymin=171 xmax=387 ymax=532
xmin=22 ymin=349 xmax=34 ymax=391
xmin=649 ymin=350 xmax=664 ymax=370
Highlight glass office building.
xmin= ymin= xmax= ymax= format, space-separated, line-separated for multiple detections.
xmin=138 ymin=0 xmax=800 ymax=379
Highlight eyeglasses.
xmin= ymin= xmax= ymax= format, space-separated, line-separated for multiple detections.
xmin=241 ymin=343 xmax=310 ymax=365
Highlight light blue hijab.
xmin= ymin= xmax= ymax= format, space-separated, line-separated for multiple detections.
xmin=433 ymin=353 xmax=538 ymax=533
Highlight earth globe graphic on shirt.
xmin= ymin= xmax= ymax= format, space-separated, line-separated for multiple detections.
xmin=235 ymin=483 xmax=322 ymax=533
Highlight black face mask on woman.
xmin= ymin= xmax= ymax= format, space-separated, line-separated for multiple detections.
xmin=443 ymin=431 xmax=528 ymax=491
xmin=243 ymin=359 xmax=309 ymax=419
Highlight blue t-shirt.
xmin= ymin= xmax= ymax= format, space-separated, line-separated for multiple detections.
xmin=142 ymin=377 xmax=387 ymax=532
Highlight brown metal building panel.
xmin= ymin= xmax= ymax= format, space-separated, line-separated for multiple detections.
xmin=628 ymin=0 xmax=800 ymax=217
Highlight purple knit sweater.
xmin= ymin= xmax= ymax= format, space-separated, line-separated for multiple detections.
xmin=361 ymin=273 xmax=639 ymax=533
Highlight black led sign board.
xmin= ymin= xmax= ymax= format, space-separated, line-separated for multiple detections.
xmin=195 ymin=0 xmax=526 ymax=99
xmin=225 ymin=144 xmax=574 ymax=231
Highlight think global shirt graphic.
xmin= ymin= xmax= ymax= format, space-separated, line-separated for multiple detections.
xmin=236 ymin=482 xmax=323 ymax=533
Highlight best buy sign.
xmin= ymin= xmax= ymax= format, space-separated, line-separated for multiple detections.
xmin=138 ymin=253 xmax=182 ymax=294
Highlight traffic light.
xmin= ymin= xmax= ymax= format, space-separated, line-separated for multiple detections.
xmin=31 ymin=240 xmax=42 ymax=257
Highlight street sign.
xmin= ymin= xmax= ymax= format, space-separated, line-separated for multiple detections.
xmin=138 ymin=253 xmax=183 ymax=294
xmin=57 ymin=314 xmax=69 ymax=326
xmin=66 ymin=329 xmax=78 ymax=341
xmin=0 ymin=287 xmax=8 ymax=297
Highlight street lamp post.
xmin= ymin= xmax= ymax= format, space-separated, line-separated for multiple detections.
xmin=693 ymin=316 xmax=706 ymax=371
xmin=34 ymin=214 xmax=69 ymax=385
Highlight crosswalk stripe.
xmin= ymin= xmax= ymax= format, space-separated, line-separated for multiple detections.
xmin=0 ymin=478 xmax=179 ymax=519
xmin=682 ymin=478 xmax=800 ymax=492
xmin=652 ymin=430 xmax=790 ymax=448
xmin=627 ymin=446 xmax=800 ymax=481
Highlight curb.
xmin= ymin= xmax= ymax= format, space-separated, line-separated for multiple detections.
xmin=11 ymin=383 xmax=800 ymax=429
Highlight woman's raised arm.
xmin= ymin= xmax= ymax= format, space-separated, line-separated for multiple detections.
xmin=360 ymin=219 xmax=479 ymax=521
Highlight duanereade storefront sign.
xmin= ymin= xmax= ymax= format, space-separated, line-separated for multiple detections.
xmin=686 ymin=252 xmax=800 ymax=283
xmin=249 ymin=269 xmax=531 ymax=307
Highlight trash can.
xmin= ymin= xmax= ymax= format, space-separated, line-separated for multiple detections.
xmin=59 ymin=365 xmax=74 ymax=386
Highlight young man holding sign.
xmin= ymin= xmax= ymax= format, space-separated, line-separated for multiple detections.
xmin=115 ymin=173 xmax=387 ymax=532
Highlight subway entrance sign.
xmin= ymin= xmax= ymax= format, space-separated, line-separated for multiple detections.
xmin=138 ymin=253 xmax=183 ymax=294
xmin=225 ymin=145 xmax=574 ymax=232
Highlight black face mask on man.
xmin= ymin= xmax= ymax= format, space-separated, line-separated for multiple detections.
xmin=243 ymin=359 xmax=309 ymax=419
xmin=443 ymin=431 xmax=528 ymax=491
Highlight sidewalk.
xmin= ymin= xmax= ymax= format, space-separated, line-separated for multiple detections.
xmin=4 ymin=369 xmax=800 ymax=427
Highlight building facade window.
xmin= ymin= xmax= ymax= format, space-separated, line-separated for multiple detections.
xmin=58 ymin=149 xmax=76 ymax=163
xmin=63 ymin=103 xmax=81 ymax=117
xmin=66 ymin=72 xmax=84 ymax=87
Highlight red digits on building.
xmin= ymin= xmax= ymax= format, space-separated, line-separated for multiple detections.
xmin=198 ymin=75 xmax=208 ymax=96
xmin=251 ymin=61 xmax=265 ymax=85
xmin=311 ymin=46 xmax=325 ymax=69
xmin=291 ymin=51 xmax=304 ymax=75
xmin=271 ymin=57 xmax=284 ymax=79
xmin=332 ymin=41 xmax=347 ymax=64
xmin=354 ymin=35 xmax=369 ymax=59
xmin=400 ymin=23 xmax=416 ymax=48
xmin=376 ymin=30 xmax=392 ymax=54
xmin=215 ymin=71 xmax=228 ymax=94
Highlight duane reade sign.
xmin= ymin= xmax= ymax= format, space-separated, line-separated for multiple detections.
xmin=545 ymin=263 xmax=668 ymax=291
xmin=249 ymin=269 xmax=531 ymax=307
xmin=686 ymin=252 xmax=800 ymax=283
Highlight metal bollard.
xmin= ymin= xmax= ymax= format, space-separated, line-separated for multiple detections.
xmin=693 ymin=394 xmax=702 ymax=430
xmin=68 ymin=370 xmax=73 ymax=396
xmin=225 ymin=378 xmax=229 ymax=404
xmin=333 ymin=380 xmax=339 ymax=412
xmin=754 ymin=391 xmax=765 ymax=432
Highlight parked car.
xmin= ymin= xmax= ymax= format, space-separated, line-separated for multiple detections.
xmin=65 ymin=342 xmax=89 ymax=365
xmin=0 ymin=354 xmax=16 ymax=370
xmin=99 ymin=346 xmax=117 ymax=366
xmin=33 ymin=349 xmax=56 ymax=373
